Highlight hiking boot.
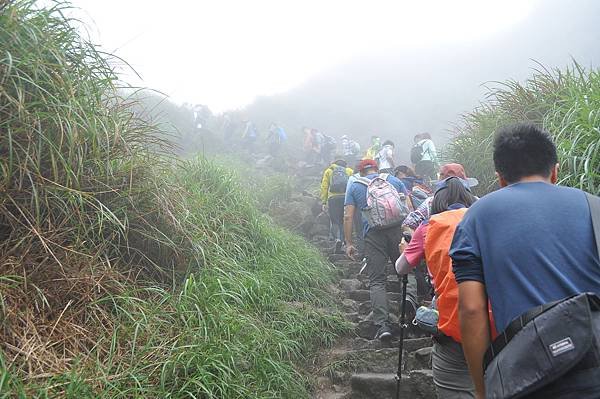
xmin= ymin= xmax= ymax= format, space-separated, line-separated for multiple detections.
xmin=374 ymin=324 xmax=393 ymax=341
xmin=334 ymin=239 xmax=343 ymax=254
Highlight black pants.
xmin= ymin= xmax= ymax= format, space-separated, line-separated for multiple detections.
xmin=328 ymin=196 xmax=345 ymax=242
xmin=415 ymin=160 xmax=436 ymax=179
xmin=364 ymin=226 xmax=403 ymax=327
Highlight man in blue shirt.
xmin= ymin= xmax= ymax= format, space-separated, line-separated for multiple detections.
xmin=450 ymin=123 xmax=600 ymax=398
xmin=344 ymin=159 xmax=409 ymax=340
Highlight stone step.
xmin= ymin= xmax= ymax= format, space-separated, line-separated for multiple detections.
xmin=347 ymin=290 xmax=402 ymax=302
xmin=406 ymin=347 xmax=433 ymax=372
xmin=341 ymin=298 xmax=359 ymax=313
xmin=329 ymin=340 xmax=432 ymax=374
xmin=350 ymin=370 xmax=434 ymax=399
xmin=329 ymin=253 xmax=350 ymax=263
xmin=358 ymin=300 xmax=400 ymax=315
xmin=349 ymin=337 xmax=432 ymax=352
xmin=339 ymin=279 xmax=362 ymax=292
xmin=356 ymin=320 xmax=428 ymax=340
xmin=313 ymin=376 xmax=351 ymax=399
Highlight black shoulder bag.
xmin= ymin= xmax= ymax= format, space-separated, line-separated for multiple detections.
xmin=483 ymin=193 xmax=600 ymax=399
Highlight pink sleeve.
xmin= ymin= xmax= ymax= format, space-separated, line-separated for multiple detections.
xmin=404 ymin=223 xmax=427 ymax=266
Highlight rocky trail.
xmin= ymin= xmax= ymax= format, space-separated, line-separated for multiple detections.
xmin=266 ymin=166 xmax=436 ymax=398
xmin=309 ymin=238 xmax=435 ymax=399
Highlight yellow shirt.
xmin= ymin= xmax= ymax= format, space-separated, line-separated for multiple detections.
xmin=320 ymin=165 xmax=354 ymax=203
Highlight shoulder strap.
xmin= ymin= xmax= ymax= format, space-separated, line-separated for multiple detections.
xmin=586 ymin=192 xmax=600 ymax=256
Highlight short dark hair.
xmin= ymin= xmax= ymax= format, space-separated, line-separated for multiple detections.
xmin=394 ymin=165 xmax=416 ymax=177
xmin=493 ymin=123 xmax=558 ymax=184
xmin=430 ymin=177 xmax=477 ymax=215
xmin=334 ymin=159 xmax=347 ymax=167
xmin=383 ymin=140 xmax=394 ymax=147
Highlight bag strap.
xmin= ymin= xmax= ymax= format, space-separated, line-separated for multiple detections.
xmin=585 ymin=192 xmax=600 ymax=256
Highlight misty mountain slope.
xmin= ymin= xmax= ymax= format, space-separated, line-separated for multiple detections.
xmin=244 ymin=0 xmax=600 ymax=155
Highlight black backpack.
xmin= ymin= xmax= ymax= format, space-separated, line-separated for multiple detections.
xmin=410 ymin=142 xmax=424 ymax=164
xmin=330 ymin=166 xmax=349 ymax=193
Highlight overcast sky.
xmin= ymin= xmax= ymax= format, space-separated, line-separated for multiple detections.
xmin=70 ymin=0 xmax=540 ymax=112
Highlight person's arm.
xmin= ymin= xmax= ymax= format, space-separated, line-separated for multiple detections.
xmin=458 ymin=281 xmax=490 ymax=399
xmin=396 ymin=223 xmax=426 ymax=274
xmin=395 ymin=253 xmax=412 ymax=275
xmin=343 ymin=204 xmax=357 ymax=259
xmin=450 ymin=220 xmax=487 ymax=399
xmin=320 ymin=170 xmax=330 ymax=204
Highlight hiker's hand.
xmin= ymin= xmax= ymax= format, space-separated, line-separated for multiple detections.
xmin=399 ymin=238 xmax=408 ymax=254
xmin=345 ymin=244 xmax=357 ymax=260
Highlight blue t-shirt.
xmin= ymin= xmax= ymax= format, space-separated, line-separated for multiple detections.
xmin=450 ymin=182 xmax=600 ymax=333
xmin=344 ymin=173 xmax=408 ymax=236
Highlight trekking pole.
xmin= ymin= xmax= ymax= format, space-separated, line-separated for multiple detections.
xmin=395 ymin=272 xmax=409 ymax=398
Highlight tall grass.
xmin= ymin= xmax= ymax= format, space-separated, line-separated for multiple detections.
xmin=446 ymin=62 xmax=600 ymax=195
xmin=0 ymin=1 xmax=348 ymax=397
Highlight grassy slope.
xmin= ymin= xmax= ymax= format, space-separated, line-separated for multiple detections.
xmin=445 ymin=63 xmax=600 ymax=195
xmin=0 ymin=2 xmax=347 ymax=397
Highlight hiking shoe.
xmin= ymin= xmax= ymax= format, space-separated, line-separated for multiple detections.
xmin=334 ymin=239 xmax=343 ymax=254
xmin=374 ymin=324 xmax=393 ymax=341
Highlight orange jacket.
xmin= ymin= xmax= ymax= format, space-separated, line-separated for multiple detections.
xmin=425 ymin=208 xmax=495 ymax=342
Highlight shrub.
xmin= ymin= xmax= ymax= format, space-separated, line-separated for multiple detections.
xmin=446 ymin=62 xmax=600 ymax=195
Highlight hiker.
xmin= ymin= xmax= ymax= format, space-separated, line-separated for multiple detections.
xmin=267 ymin=123 xmax=287 ymax=156
xmin=313 ymin=129 xmax=325 ymax=164
xmin=396 ymin=177 xmax=486 ymax=398
xmin=402 ymin=163 xmax=478 ymax=232
xmin=450 ymin=123 xmax=600 ymax=399
xmin=375 ymin=140 xmax=395 ymax=173
xmin=394 ymin=165 xmax=433 ymax=209
xmin=395 ymin=164 xmax=433 ymax=304
xmin=393 ymin=165 xmax=419 ymax=190
xmin=242 ymin=120 xmax=258 ymax=152
xmin=344 ymin=159 xmax=411 ymax=340
xmin=221 ymin=113 xmax=232 ymax=140
xmin=320 ymin=160 xmax=354 ymax=253
xmin=365 ymin=135 xmax=381 ymax=160
xmin=344 ymin=165 xmax=366 ymax=257
xmin=411 ymin=133 xmax=438 ymax=180
xmin=303 ymin=127 xmax=315 ymax=163
xmin=321 ymin=134 xmax=337 ymax=165
xmin=401 ymin=163 xmax=477 ymax=305
xmin=341 ymin=135 xmax=361 ymax=168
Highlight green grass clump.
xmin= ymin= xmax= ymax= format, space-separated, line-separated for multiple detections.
xmin=445 ymin=62 xmax=600 ymax=195
xmin=1 ymin=1 xmax=348 ymax=397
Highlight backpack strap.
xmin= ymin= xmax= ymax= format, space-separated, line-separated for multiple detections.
xmin=586 ymin=192 xmax=600 ymax=256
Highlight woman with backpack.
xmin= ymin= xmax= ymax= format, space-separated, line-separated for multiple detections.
xmin=411 ymin=133 xmax=438 ymax=180
xmin=395 ymin=176 xmax=493 ymax=399
xmin=320 ymin=160 xmax=353 ymax=253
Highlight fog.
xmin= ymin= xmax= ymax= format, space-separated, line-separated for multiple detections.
xmin=70 ymin=0 xmax=600 ymax=160
xmin=242 ymin=0 xmax=600 ymax=156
